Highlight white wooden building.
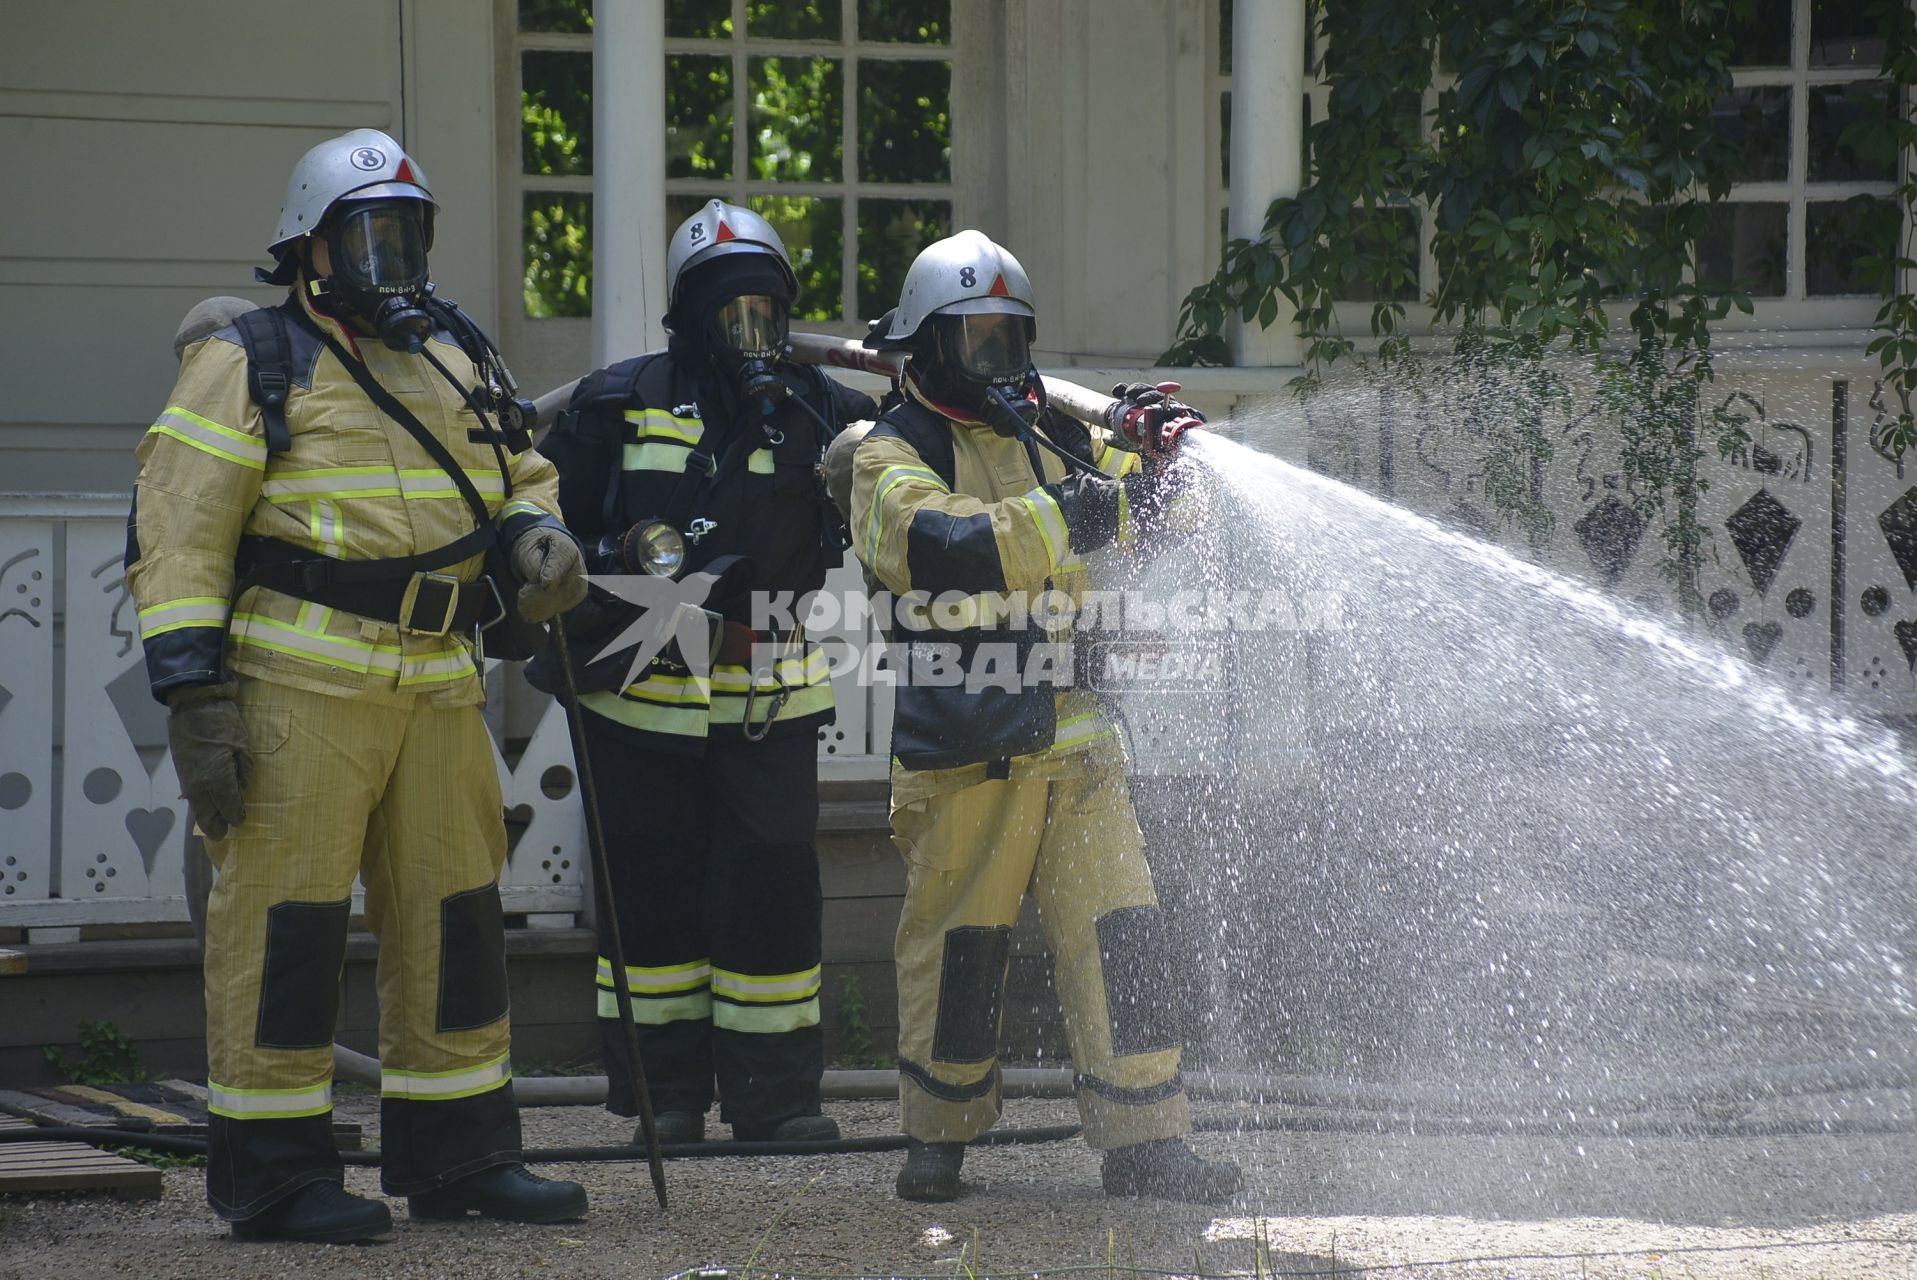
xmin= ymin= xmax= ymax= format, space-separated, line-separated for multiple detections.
xmin=0 ymin=0 xmax=1907 ymax=943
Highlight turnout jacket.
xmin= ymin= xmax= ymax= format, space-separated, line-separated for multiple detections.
xmin=848 ymin=379 xmax=1146 ymax=804
xmin=127 ymin=286 xmax=568 ymax=708
xmin=540 ymin=347 xmax=877 ymax=750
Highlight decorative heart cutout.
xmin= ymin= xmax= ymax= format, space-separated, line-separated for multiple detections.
xmin=125 ymin=807 xmax=175 ymax=878
xmin=1895 ymin=620 xmax=1917 ymax=673
xmin=1742 ymin=620 xmax=1783 ymax=666
xmin=503 ymin=803 xmax=536 ymax=860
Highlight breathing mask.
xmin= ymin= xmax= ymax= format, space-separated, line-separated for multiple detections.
xmin=712 ymin=293 xmax=790 ymax=414
xmin=319 ymin=199 xmax=435 ymax=352
xmin=923 ymin=313 xmax=1038 ymax=424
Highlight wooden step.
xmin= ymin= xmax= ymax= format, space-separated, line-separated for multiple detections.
xmin=0 ymin=1116 xmax=161 ymax=1199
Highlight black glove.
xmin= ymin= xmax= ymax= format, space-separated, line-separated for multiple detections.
xmin=1109 ymin=381 xmax=1204 ymax=459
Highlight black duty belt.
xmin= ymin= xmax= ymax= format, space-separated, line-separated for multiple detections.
xmin=237 ymin=530 xmax=501 ymax=637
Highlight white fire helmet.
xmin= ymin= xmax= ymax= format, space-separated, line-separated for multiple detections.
xmin=268 ymin=128 xmax=436 ymax=254
xmin=879 ymin=230 xmax=1036 ymax=345
xmin=666 ymin=199 xmax=799 ymax=312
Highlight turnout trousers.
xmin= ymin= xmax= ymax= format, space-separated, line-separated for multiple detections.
xmin=583 ymin=717 xmax=826 ymax=1132
xmin=891 ymin=753 xmax=1192 ymax=1149
xmin=201 ymin=677 xmax=521 ymax=1220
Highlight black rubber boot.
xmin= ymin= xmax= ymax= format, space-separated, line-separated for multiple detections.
xmin=230 ymin=1180 xmax=393 ymax=1244
xmin=1101 ymin=1138 xmax=1243 ymax=1203
xmin=407 ymin=1163 xmax=589 ymax=1223
xmin=644 ymin=1110 xmax=706 ymax=1145
xmin=895 ymin=1139 xmax=964 ymax=1202
xmin=733 ymin=1114 xmax=841 ymax=1142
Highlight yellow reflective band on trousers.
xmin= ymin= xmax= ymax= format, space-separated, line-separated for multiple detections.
xmin=595 ymin=956 xmax=714 ymax=1024
xmin=380 ymin=1052 xmax=512 ymax=1101
xmin=710 ymin=964 xmax=821 ymax=1004
xmin=137 ymin=596 xmax=228 ymax=639
xmin=206 ymin=1079 xmax=333 ymax=1120
xmin=148 ymin=405 xmax=268 ymax=471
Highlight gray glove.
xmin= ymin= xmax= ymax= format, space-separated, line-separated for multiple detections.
xmin=166 ymin=683 xmax=252 ymax=840
xmin=511 ymin=526 xmax=589 ymax=623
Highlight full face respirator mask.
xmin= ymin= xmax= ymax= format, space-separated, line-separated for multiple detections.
xmin=925 ymin=312 xmax=1039 ymax=430
xmin=318 ymin=200 xmax=435 ymax=352
xmin=711 ymin=293 xmax=791 ymax=415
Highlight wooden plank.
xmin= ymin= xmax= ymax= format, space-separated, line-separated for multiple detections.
xmin=0 ymin=1089 xmax=144 ymax=1130
xmin=0 ymin=1142 xmax=161 ymax=1200
xmin=47 ymin=1085 xmax=194 ymax=1133
xmin=0 ymin=948 xmax=24 ymax=975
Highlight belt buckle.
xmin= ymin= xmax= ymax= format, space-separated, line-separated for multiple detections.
xmin=399 ymin=571 xmax=461 ymax=636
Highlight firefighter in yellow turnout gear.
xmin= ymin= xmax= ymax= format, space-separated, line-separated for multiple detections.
xmin=849 ymin=231 xmax=1242 ymax=1203
xmin=127 ymin=129 xmax=588 ymax=1243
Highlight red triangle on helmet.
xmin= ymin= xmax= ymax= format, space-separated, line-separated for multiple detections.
xmin=395 ymin=158 xmax=416 ymax=184
xmin=987 ymin=273 xmax=1010 ymax=297
xmin=715 ymin=220 xmax=737 ymax=242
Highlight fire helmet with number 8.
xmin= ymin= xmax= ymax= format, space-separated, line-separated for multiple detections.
xmin=665 ymin=200 xmax=801 ymax=408
xmin=872 ymin=230 xmax=1038 ymax=415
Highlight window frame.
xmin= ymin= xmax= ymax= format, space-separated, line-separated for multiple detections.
xmin=1205 ymin=0 xmax=1907 ymax=345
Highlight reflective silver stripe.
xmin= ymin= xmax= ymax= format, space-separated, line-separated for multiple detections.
xmin=380 ymin=1053 xmax=512 ymax=1100
xmin=205 ymin=1079 xmax=332 ymax=1118
xmin=1021 ymin=488 xmax=1069 ymax=573
xmin=150 ymin=406 xmax=268 ymax=470
xmin=595 ymin=956 xmax=712 ymax=994
xmin=136 ymin=597 xmax=228 ymax=638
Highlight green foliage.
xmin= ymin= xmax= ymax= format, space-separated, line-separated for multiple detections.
xmin=44 ymin=1019 xmax=148 ymax=1086
xmin=110 ymin=1144 xmax=206 ymax=1171
xmin=832 ymin=970 xmax=888 ymax=1066
xmin=1865 ymin=0 xmax=1917 ymax=463
xmin=1165 ymin=0 xmax=1759 ymax=598
xmin=524 ymin=192 xmax=593 ymax=319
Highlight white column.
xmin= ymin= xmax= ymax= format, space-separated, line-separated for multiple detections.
xmin=592 ymin=0 xmax=669 ymax=366
xmin=1228 ymin=0 xmax=1306 ymax=368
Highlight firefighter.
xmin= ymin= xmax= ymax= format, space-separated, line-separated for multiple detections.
xmin=536 ymin=200 xmax=877 ymax=1144
xmin=848 ymin=230 xmax=1243 ymax=1203
xmin=127 ymin=128 xmax=589 ymax=1242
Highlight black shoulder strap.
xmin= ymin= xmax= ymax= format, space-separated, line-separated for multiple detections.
xmin=305 ymin=324 xmax=496 ymax=538
xmin=232 ymin=304 xmax=296 ymax=454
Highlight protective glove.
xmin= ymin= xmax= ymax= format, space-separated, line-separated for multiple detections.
xmin=1108 ymin=381 xmax=1204 ymax=460
xmin=166 ymin=683 xmax=252 ymax=840
xmin=511 ymin=526 xmax=589 ymax=623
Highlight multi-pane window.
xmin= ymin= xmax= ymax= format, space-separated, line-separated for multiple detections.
xmin=511 ymin=0 xmax=954 ymax=328
xmin=1705 ymin=0 xmax=1900 ymax=299
xmin=1205 ymin=0 xmax=1903 ymax=325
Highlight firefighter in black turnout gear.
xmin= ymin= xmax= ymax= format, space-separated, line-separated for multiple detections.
xmin=538 ymin=200 xmax=877 ymax=1143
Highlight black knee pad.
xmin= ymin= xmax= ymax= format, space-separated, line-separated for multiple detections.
xmin=932 ymin=925 xmax=1011 ymax=1064
xmin=256 ymin=898 xmax=351 ymax=1050
xmin=438 ymin=883 xmax=510 ymax=1032
xmin=1096 ymin=905 xmax=1181 ymax=1057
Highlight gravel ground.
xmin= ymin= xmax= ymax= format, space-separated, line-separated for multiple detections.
xmin=6 ymin=1091 xmax=1917 ymax=1279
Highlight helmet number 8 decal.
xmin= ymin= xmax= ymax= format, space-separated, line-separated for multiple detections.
xmin=959 ymin=266 xmax=976 ymax=288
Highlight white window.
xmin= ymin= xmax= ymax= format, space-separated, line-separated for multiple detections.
xmin=1205 ymin=0 xmax=1901 ymax=339
xmin=504 ymin=0 xmax=955 ymax=338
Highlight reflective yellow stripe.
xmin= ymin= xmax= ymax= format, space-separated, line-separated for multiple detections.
xmin=748 ymin=449 xmax=776 ymax=475
xmin=598 ymin=988 xmax=713 ymax=1024
xmin=624 ymin=440 xmax=699 ymax=472
xmin=711 ymin=965 xmax=821 ymax=1004
xmin=398 ymin=648 xmax=475 ymax=686
xmin=1116 ymin=479 xmax=1132 ymax=549
xmin=866 ymin=465 xmax=948 ymax=569
xmin=136 ymin=596 xmax=228 ymax=638
xmin=709 ymin=680 xmax=833 ymax=724
xmin=230 ymin=611 xmax=403 ymax=674
xmin=206 ymin=1079 xmax=331 ymax=1120
xmin=595 ymin=957 xmax=712 ymax=995
xmin=713 ymin=997 xmax=820 ymax=1033
xmin=150 ymin=406 xmax=268 ymax=470
xmin=1021 ymin=488 xmax=1068 ymax=573
xmin=1052 ymin=709 xmax=1113 ymax=751
xmin=623 ymin=407 xmax=704 ymax=444
xmin=381 ymin=1053 xmax=512 ymax=1101
xmin=294 ymin=601 xmax=333 ymax=633
xmin=707 ymin=648 xmax=832 ymax=693
xmin=262 ymin=467 xmax=506 ymax=504
xmin=501 ymin=499 xmax=548 ymax=521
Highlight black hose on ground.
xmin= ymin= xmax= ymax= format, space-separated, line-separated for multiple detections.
xmin=13 ymin=1107 xmax=1917 ymax=1166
